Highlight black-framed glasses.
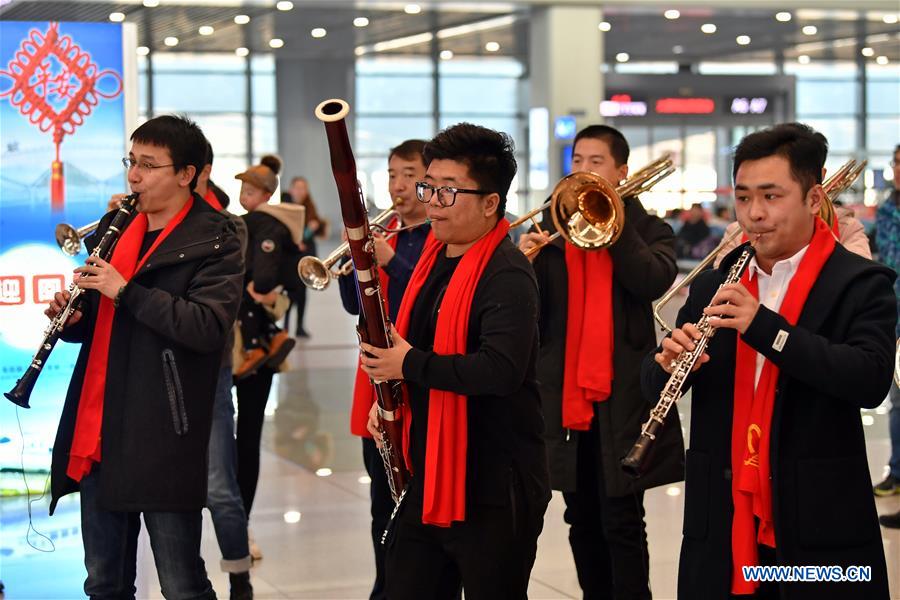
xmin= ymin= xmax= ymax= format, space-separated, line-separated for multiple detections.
xmin=122 ymin=157 xmax=175 ymax=172
xmin=415 ymin=181 xmax=494 ymax=208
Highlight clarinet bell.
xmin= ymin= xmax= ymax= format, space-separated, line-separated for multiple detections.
xmin=4 ymin=370 xmax=36 ymax=408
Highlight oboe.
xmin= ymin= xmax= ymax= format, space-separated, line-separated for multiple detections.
xmin=315 ymin=98 xmax=410 ymax=504
xmin=5 ymin=194 xmax=139 ymax=408
xmin=621 ymin=243 xmax=756 ymax=477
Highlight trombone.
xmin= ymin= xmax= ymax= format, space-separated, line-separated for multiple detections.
xmin=298 ymin=208 xmax=399 ymax=291
xmin=512 ymin=153 xmax=675 ymax=257
xmin=55 ymin=220 xmax=99 ymax=256
xmin=652 ymin=158 xmax=868 ymax=332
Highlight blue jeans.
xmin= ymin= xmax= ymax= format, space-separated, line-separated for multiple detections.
xmin=207 ymin=365 xmax=252 ymax=573
xmin=890 ymin=384 xmax=900 ymax=479
xmin=80 ymin=466 xmax=214 ymax=600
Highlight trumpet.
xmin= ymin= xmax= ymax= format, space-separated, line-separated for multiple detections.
xmin=652 ymin=158 xmax=868 ymax=333
xmin=512 ymin=154 xmax=675 ymax=256
xmin=298 ymin=208 xmax=396 ymax=290
xmin=55 ymin=220 xmax=99 ymax=256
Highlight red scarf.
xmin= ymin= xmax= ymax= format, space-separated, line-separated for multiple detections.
xmin=203 ymin=188 xmax=223 ymax=211
xmin=730 ymin=217 xmax=835 ymax=594
xmin=67 ymin=198 xmax=194 ymax=482
xmin=561 ymin=246 xmax=614 ymax=430
xmin=350 ymin=217 xmax=401 ymax=437
xmin=395 ymin=218 xmax=510 ymax=526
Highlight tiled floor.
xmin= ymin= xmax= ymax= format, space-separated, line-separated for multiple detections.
xmin=2 ymin=277 xmax=899 ymax=599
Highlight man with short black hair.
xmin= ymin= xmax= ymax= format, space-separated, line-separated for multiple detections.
xmin=361 ymin=123 xmax=550 ymax=599
xmin=520 ymin=123 xmax=681 ymax=600
xmin=643 ymin=123 xmax=894 ymax=598
xmin=48 ymin=115 xmax=245 ymax=598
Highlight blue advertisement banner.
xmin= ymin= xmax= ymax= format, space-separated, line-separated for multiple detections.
xmin=0 ymin=21 xmax=127 ymax=481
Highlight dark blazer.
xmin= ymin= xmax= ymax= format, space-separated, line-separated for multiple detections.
xmin=642 ymin=243 xmax=896 ymax=600
xmin=50 ymin=195 xmax=244 ymax=514
xmin=402 ymin=238 xmax=552 ymax=512
xmin=533 ymin=196 xmax=684 ymax=496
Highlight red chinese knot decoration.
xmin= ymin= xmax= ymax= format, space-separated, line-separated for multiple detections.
xmin=0 ymin=22 xmax=123 ymax=210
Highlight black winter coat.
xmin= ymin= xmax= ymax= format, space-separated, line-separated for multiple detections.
xmin=50 ymin=195 xmax=244 ymax=513
xmin=642 ymin=243 xmax=896 ymax=600
xmin=533 ymin=196 xmax=685 ymax=496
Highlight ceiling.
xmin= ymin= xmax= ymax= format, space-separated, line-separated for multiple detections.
xmin=1 ymin=1 xmax=897 ymax=64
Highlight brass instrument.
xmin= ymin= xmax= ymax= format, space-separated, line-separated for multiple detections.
xmin=512 ymin=153 xmax=674 ymax=256
xmin=55 ymin=220 xmax=99 ymax=256
xmin=652 ymin=159 xmax=868 ymax=333
xmin=297 ymin=208 xmax=397 ymax=290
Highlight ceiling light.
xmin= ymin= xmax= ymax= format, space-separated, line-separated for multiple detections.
xmin=666 ymin=486 xmax=682 ymax=497
xmin=311 ymin=28 xmax=327 ymax=39
xmin=664 ymin=10 xmax=680 ymax=20
xmin=404 ymin=4 xmax=421 ymax=14
xmin=235 ymin=47 xmax=249 ymax=57
xmin=616 ymin=52 xmax=630 ymax=62
xmin=136 ymin=46 xmax=150 ymax=56
xmin=269 ymin=38 xmax=284 ymax=49
xmin=883 ymin=14 xmax=898 ymax=24
xmin=109 ymin=12 xmax=125 ymax=22
xmin=198 ymin=26 xmax=214 ymax=36
xmin=672 ymin=45 xmax=684 ymax=54
xmin=802 ymin=25 xmax=818 ymax=35
xmin=775 ymin=12 xmax=792 ymax=22
xmin=736 ymin=35 xmax=751 ymax=45
xmin=701 ymin=23 xmax=717 ymax=34
xmin=440 ymin=49 xmax=453 ymax=60
xmin=797 ymin=54 xmax=811 ymax=64
xmin=876 ymin=55 xmax=889 ymax=65
xmin=354 ymin=17 xmax=369 ymax=27
xmin=283 ymin=511 xmax=301 ymax=523
xmin=142 ymin=0 xmax=159 ymax=7
xmin=276 ymin=1 xmax=293 ymax=11
xmin=861 ymin=47 xmax=874 ymax=56
xmin=598 ymin=21 xmax=611 ymax=32
xmin=234 ymin=15 xmax=250 ymax=25
xmin=164 ymin=36 xmax=178 ymax=47
xmin=354 ymin=46 xmax=366 ymax=56
xmin=485 ymin=41 xmax=500 ymax=52
xmin=358 ymin=475 xmax=372 ymax=484
xmin=316 ymin=468 xmax=333 ymax=477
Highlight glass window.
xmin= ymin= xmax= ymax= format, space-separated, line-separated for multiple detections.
xmin=801 ymin=118 xmax=857 ymax=153
xmin=796 ymin=80 xmax=857 ymax=115
xmin=252 ymin=115 xmax=278 ymax=156
xmin=438 ymin=116 xmax=523 ymax=149
xmin=867 ymin=118 xmax=900 ymax=153
xmin=211 ymin=155 xmax=250 ymax=215
xmin=356 ymin=117 xmax=434 ymax=155
xmin=438 ymin=58 xmax=525 ymax=77
xmin=358 ymin=56 xmax=433 ymax=76
xmin=439 ymin=77 xmax=518 ymax=114
xmin=251 ymin=54 xmax=275 ymax=74
xmin=153 ymin=73 xmax=246 ymax=112
xmin=189 ymin=113 xmax=247 ymax=156
xmin=698 ymin=62 xmax=777 ymax=75
xmin=867 ymin=81 xmax=900 ymax=115
xmin=252 ymin=72 xmax=276 ymax=114
xmin=784 ymin=61 xmax=857 ymax=79
xmin=357 ymin=75 xmax=433 ymax=113
xmin=152 ymin=52 xmax=244 ymax=73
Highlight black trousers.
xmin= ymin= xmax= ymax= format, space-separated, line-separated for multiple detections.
xmin=362 ymin=437 xmax=394 ymax=600
xmin=563 ymin=425 xmax=651 ymax=600
xmin=235 ymin=367 xmax=275 ymax=517
xmin=385 ymin=481 xmax=545 ymax=600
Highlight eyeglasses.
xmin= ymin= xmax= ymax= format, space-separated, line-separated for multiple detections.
xmin=122 ymin=157 xmax=175 ymax=172
xmin=415 ymin=181 xmax=493 ymax=208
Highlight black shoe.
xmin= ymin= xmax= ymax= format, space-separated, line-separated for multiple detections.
xmin=873 ymin=474 xmax=900 ymax=496
xmin=296 ymin=328 xmax=310 ymax=338
xmin=879 ymin=509 xmax=900 ymax=529
xmin=229 ymin=572 xmax=253 ymax=600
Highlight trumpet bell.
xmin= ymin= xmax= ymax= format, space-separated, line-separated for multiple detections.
xmin=55 ymin=223 xmax=82 ymax=256
xmin=550 ymin=171 xmax=624 ymax=249
xmin=298 ymin=256 xmax=333 ymax=291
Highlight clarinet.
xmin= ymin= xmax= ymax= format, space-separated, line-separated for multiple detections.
xmin=315 ymin=98 xmax=410 ymax=504
xmin=621 ymin=243 xmax=756 ymax=477
xmin=5 ymin=194 xmax=139 ymax=409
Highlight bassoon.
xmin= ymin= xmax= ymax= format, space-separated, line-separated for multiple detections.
xmin=5 ymin=194 xmax=139 ymax=408
xmin=315 ymin=98 xmax=410 ymax=504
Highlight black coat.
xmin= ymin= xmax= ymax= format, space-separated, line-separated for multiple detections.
xmin=50 ymin=195 xmax=244 ymax=514
xmin=533 ymin=196 xmax=684 ymax=496
xmin=642 ymin=244 xmax=896 ymax=600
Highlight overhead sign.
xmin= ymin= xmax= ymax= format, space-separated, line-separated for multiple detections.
xmin=655 ymin=97 xmax=715 ymax=114
xmin=600 ymin=94 xmax=648 ymax=117
xmin=729 ymin=96 xmax=770 ymax=115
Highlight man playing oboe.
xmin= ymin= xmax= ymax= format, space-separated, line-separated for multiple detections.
xmin=642 ymin=123 xmax=895 ymax=599
xmin=360 ymin=123 xmax=550 ymax=599
xmin=47 ymin=115 xmax=244 ymax=598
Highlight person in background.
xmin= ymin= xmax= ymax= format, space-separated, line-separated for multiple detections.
xmin=874 ymin=143 xmax=900 ymax=529
xmin=676 ymin=203 xmax=713 ymax=259
xmin=285 ymin=176 xmax=327 ymax=338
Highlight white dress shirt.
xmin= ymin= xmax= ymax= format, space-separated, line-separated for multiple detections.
xmin=746 ymin=244 xmax=809 ymax=389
